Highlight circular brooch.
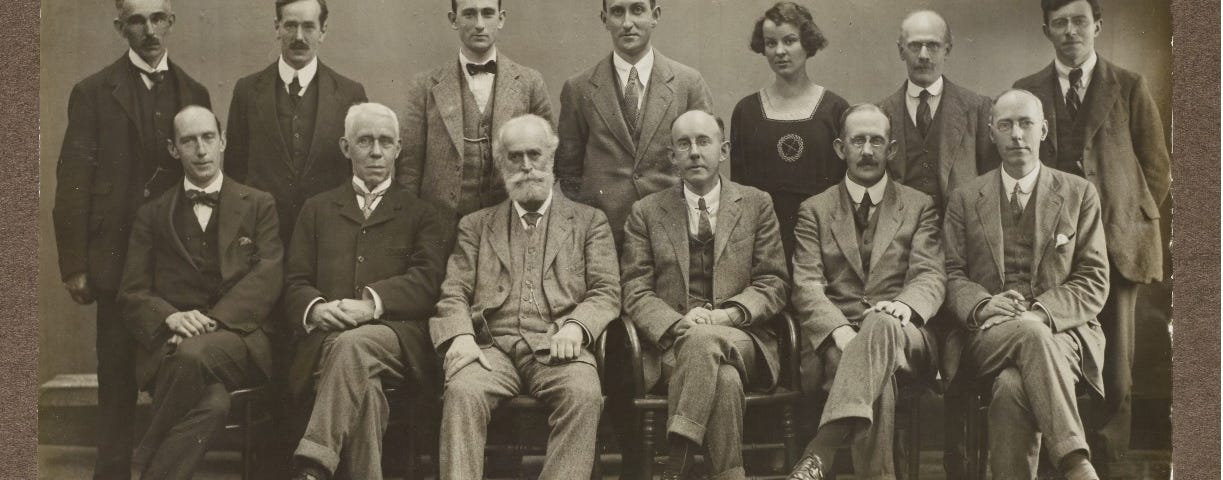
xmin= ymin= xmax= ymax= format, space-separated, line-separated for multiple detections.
xmin=776 ymin=133 xmax=804 ymax=163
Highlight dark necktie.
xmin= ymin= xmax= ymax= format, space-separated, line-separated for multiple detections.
xmin=854 ymin=191 xmax=873 ymax=233
xmin=1066 ymin=68 xmax=1083 ymax=119
xmin=623 ymin=66 xmax=642 ymax=139
xmin=143 ymin=70 xmax=165 ymax=88
xmin=465 ymin=60 xmax=498 ymax=76
xmin=288 ymin=75 xmax=303 ymax=98
xmin=916 ymin=89 xmax=932 ymax=137
xmin=1009 ymin=183 xmax=1024 ymax=219
xmin=360 ymin=190 xmax=384 ymax=219
xmin=523 ymin=211 xmax=543 ymax=230
xmin=696 ymin=197 xmax=713 ymax=243
xmin=185 ymin=189 xmax=219 ymax=208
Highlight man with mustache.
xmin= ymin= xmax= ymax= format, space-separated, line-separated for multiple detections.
xmin=52 ymin=1 xmax=210 ymax=477
xmin=431 ymin=114 xmax=619 ymax=480
xmin=621 ymin=110 xmax=790 ymax=480
xmin=785 ymin=104 xmax=945 ymax=480
xmin=942 ymin=90 xmax=1107 ymax=480
xmin=118 ymin=105 xmax=282 ymax=480
xmin=397 ymin=0 xmax=554 ymax=219
xmin=555 ymin=0 xmax=714 ymax=245
xmin=284 ymin=103 xmax=454 ymax=480
xmin=1013 ymin=2 xmax=1170 ymax=476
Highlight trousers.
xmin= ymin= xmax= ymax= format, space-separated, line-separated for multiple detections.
xmin=440 ymin=339 xmax=603 ymax=480
xmin=93 ymin=293 xmax=138 ymax=480
xmin=1088 ymin=273 xmax=1138 ymax=476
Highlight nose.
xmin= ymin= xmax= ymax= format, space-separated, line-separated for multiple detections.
xmin=369 ymin=142 xmax=384 ymax=157
xmin=1009 ymin=126 xmax=1024 ymax=141
xmin=622 ymin=15 xmax=634 ymax=30
xmin=294 ymin=27 xmax=305 ymax=41
xmin=918 ymin=45 xmax=931 ymax=59
xmin=474 ymin=15 xmax=486 ymax=30
xmin=773 ymin=43 xmax=787 ymax=57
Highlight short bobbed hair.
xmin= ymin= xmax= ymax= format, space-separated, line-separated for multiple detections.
xmin=749 ymin=2 xmax=828 ymax=57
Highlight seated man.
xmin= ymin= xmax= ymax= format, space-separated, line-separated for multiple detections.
xmin=431 ymin=114 xmax=620 ymax=480
xmin=785 ymin=104 xmax=945 ymax=480
xmin=284 ymin=103 xmax=455 ymax=480
xmin=942 ymin=90 xmax=1107 ymax=480
xmin=621 ymin=109 xmax=790 ymax=480
xmin=118 ymin=105 xmax=282 ymax=480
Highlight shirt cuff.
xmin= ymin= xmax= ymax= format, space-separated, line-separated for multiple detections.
xmin=303 ymin=297 xmax=325 ymax=333
xmin=896 ymin=301 xmax=923 ymax=327
xmin=562 ymin=318 xmax=592 ymax=346
xmin=363 ymin=287 xmax=384 ymax=319
xmin=969 ymin=298 xmax=990 ymax=327
xmin=1031 ymin=301 xmax=1055 ymax=331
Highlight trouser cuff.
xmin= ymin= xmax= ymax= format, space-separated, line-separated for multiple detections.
xmin=1049 ymin=435 xmax=1091 ymax=464
xmin=294 ymin=437 xmax=340 ymax=474
xmin=710 ymin=465 xmax=746 ymax=480
xmin=667 ymin=414 xmax=707 ymax=446
xmin=818 ymin=403 xmax=873 ymax=429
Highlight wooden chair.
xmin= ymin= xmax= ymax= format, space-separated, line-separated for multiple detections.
xmin=225 ymin=385 xmax=273 ymax=480
xmin=613 ymin=315 xmax=803 ymax=480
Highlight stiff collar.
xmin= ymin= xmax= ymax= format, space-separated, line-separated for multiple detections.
xmin=906 ymin=75 xmax=944 ymax=98
xmin=1001 ymin=162 xmax=1041 ymax=195
xmin=1054 ymin=51 xmax=1097 ymax=86
xmin=352 ymin=175 xmax=392 ymax=196
xmin=845 ymin=174 xmax=888 ymax=204
xmin=278 ymin=55 xmax=319 ymax=95
xmin=612 ymin=47 xmax=654 ymax=88
xmin=513 ymin=188 xmax=554 ymax=218
xmin=459 ymin=47 xmax=498 ymax=71
xmin=184 ymin=174 xmax=223 ymax=193
xmin=128 ymin=48 xmax=168 ymax=74
xmin=683 ymin=179 xmax=722 ymax=214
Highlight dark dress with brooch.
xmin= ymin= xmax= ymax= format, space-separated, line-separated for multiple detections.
xmin=730 ymin=87 xmax=849 ymax=263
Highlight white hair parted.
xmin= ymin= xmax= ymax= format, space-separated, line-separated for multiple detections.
xmin=343 ymin=102 xmax=400 ymax=139
xmin=493 ymin=114 xmax=559 ymax=161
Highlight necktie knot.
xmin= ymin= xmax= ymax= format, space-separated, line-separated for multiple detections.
xmin=144 ymin=70 xmax=166 ymax=86
xmin=288 ymin=75 xmax=303 ymax=97
xmin=523 ymin=211 xmax=543 ymax=229
xmin=919 ymin=89 xmax=931 ymax=101
xmin=697 ymin=197 xmax=708 ymax=212
xmin=358 ymin=188 xmax=384 ymax=219
xmin=1069 ymin=68 xmax=1084 ymax=88
xmin=916 ymin=89 xmax=933 ymax=136
xmin=466 ymin=60 xmax=498 ymax=76
xmin=854 ymin=191 xmax=873 ymax=232
xmin=1009 ymin=183 xmax=1024 ymax=218
xmin=695 ymin=197 xmax=713 ymax=243
xmin=185 ymin=189 xmax=219 ymax=208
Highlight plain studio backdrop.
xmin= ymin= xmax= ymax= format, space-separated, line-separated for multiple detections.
xmin=38 ymin=0 xmax=1171 ymax=386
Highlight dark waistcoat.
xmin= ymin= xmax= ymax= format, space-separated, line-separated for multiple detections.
xmin=276 ymin=77 xmax=320 ymax=173
xmin=1053 ymin=76 xmax=1088 ymax=177
xmin=171 ymin=192 xmax=223 ymax=311
xmin=457 ymin=73 xmax=503 ymax=216
xmin=687 ymin=228 xmax=715 ymax=310
xmin=1001 ymin=185 xmax=1038 ymax=299
xmin=900 ymin=105 xmax=944 ymax=207
xmin=135 ymin=67 xmax=181 ymax=197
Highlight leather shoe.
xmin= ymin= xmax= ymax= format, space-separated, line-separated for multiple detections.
xmin=661 ymin=435 xmax=697 ymax=480
xmin=787 ymin=452 xmax=825 ymax=480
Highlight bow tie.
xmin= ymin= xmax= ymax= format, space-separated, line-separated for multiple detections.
xmin=185 ymin=189 xmax=220 ymax=208
xmin=466 ymin=60 xmax=498 ymax=76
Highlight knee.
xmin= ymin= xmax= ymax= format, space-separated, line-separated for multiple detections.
xmin=443 ymin=372 xmax=493 ymax=409
xmin=164 ymin=336 xmax=213 ymax=371
xmin=559 ymin=376 xmax=604 ymax=413
xmin=991 ymin=368 xmax=1025 ymax=407
xmin=199 ymin=388 xmax=233 ymax=421
xmin=329 ymin=328 xmax=380 ymax=357
xmin=859 ymin=311 xmax=903 ymax=339
xmin=715 ymin=366 xmax=744 ymax=396
xmin=674 ymin=325 xmax=726 ymax=359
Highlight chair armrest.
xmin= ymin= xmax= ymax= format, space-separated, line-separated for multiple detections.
xmin=603 ymin=317 xmax=647 ymax=397
xmin=774 ymin=311 xmax=801 ymax=391
xmin=595 ymin=329 xmax=608 ymax=376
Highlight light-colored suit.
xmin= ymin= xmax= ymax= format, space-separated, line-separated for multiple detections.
xmin=790 ymin=179 xmax=944 ymax=478
xmin=555 ymin=51 xmax=714 ymax=243
xmin=430 ymin=189 xmax=620 ymax=480
xmin=396 ymin=55 xmax=553 ymax=215
xmin=943 ymin=167 xmax=1109 ymax=477
xmin=621 ymin=180 xmax=789 ymax=479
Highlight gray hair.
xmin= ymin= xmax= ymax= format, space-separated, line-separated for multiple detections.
xmin=344 ymin=102 xmax=400 ymax=139
xmin=493 ymin=114 xmax=559 ymax=164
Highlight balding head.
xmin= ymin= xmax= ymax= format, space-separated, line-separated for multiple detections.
xmin=169 ymin=105 xmax=225 ymax=187
xmin=897 ymin=10 xmax=952 ymax=88
xmin=989 ymin=89 xmax=1048 ymax=175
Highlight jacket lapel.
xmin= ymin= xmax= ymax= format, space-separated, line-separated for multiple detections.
xmin=938 ymin=80 xmax=970 ymax=189
xmin=633 ymin=55 xmax=676 ymax=165
xmin=542 ymin=192 xmax=574 ymax=270
xmin=974 ymin=173 xmax=1006 ymax=282
xmin=254 ymin=64 xmax=295 ymax=172
xmin=361 ymin=185 xmax=405 ymax=229
xmin=491 ymin=56 xmax=525 ymax=136
xmin=163 ymin=188 xmax=199 ymax=271
xmin=1029 ymin=168 xmax=1064 ymax=275
xmin=588 ymin=55 xmax=637 ymax=156
xmin=1079 ymin=60 xmax=1119 ymax=146
xmin=433 ymin=63 xmax=467 ymax=161
xmin=108 ymin=56 xmax=143 ymax=146
xmin=829 ymin=183 xmax=866 ymax=281
xmin=485 ymin=200 xmax=514 ymax=271
xmin=216 ymin=179 xmax=251 ymax=280
xmin=883 ymin=84 xmax=908 ymax=182
xmin=868 ymin=181 xmax=903 ymax=274
xmin=1030 ymin=64 xmax=1061 ymax=160
xmin=662 ymin=186 xmax=691 ymax=293
xmin=331 ymin=184 xmax=367 ymax=225
xmin=712 ymin=180 xmax=742 ymax=265
xmin=168 ymin=60 xmax=202 ymax=110
xmin=303 ymin=64 xmax=340 ymax=176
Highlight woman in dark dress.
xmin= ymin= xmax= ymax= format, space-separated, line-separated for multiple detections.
xmin=731 ymin=2 xmax=848 ymax=263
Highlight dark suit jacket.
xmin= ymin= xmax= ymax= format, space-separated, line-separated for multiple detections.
xmin=555 ymin=51 xmax=714 ymax=242
xmin=621 ymin=181 xmax=790 ymax=391
xmin=397 ymin=55 xmax=554 ymax=212
xmin=878 ymin=78 xmax=998 ymax=205
xmin=1014 ymin=57 xmax=1170 ymax=283
xmin=284 ymin=183 xmax=455 ymax=399
xmin=942 ymin=167 xmax=1108 ymax=395
xmin=790 ymin=180 xmax=946 ymax=380
xmin=54 ymin=54 xmax=211 ymax=291
xmin=118 ymin=178 xmax=282 ymax=387
xmin=430 ymin=188 xmax=621 ymax=359
xmin=225 ymin=61 xmax=368 ymax=243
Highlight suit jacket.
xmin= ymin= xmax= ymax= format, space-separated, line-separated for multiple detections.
xmin=225 ymin=61 xmax=368 ymax=243
xmin=284 ymin=183 xmax=455 ymax=399
xmin=790 ymin=180 xmax=946 ymax=377
xmin=942 ymin=167 xmax=1108 ymax=395
xmin=118 ymin=178 xmax=282 ymax=387
xmin=430 ymin=188 xmax=621 ymax=360
xmin=621 ymin=181 xmax=791 ymax=391
xmin=396 ymin=55 xmax=554 ymax=212
xmin=878 ymin=78 xmax=998 ymax=205
xmin=555 ymin=51 xmax=714 ymax=242
xmin=1014 ymin=57 xmax=1170 ymax=283
xmin=54 ymin=54 xmax=211 ymax=291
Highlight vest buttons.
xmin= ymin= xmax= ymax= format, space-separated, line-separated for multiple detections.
xmin=357 ymin=255 xmax=365 ymax=263
xmin=361 ymin=229 xmax=367 ymax=234
xmin=633 ymin=173 xmax=642 ymax=180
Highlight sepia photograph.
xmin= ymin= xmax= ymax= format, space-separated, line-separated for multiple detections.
xmin=37 ymin=0 xmax=1172 ymax=478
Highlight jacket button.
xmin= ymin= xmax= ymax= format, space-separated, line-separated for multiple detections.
xmin=357 ymin=255 xmax=365 ymax=263
xmin=361 ymin=229 xmax=367 ymax=234
xmin=633 ymin=173 xmax=642 ymax=180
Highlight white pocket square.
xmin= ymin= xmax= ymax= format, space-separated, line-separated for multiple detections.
xmin=1054 ymin=233 xmax=1073 ymax=249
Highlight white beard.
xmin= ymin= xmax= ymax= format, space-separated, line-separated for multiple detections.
xmin=504 ymin=171 xmax=554 ymax=204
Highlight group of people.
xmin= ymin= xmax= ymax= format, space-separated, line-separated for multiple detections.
xmin=51 ymin=0 xmax=1169 ymax=479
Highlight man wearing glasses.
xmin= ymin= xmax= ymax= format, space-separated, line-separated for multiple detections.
xmin=52 ymin=1 xmax=211 ymax=477
xmin=1014 ymin=2 xmax=1170 ymax=476
xmin=786 ymin=105 xmax=945 ymax=480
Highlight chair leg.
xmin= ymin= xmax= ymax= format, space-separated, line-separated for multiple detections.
xmin=640 ymin=410 xmax=655 ymax=480
xmin=908 ymin=397 xmax=921 ymax=480
xmin=782 ymin=404 xmax=799 ymax=470
xmin=590 ymin=437 xmax=602 ymax=480
xmin=241 ymin=401 xmax=254 ymax=480
xmin=405 ymin=422 xmax=418 ymax=480
xmin=976 ymin=400 xmax=989 ymax=480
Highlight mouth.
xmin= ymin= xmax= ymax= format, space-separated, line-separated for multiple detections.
xmin=620 ymin=33 xmax=639 ymax=40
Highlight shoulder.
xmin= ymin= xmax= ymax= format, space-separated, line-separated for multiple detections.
xmin=302 ymin=183 xmax=347 ymax=211
xmin=323 ymin=64 xmax=365 ymax=93
xmin=1096 ymin=57 xmax=1144 ymax=87
xmin=877 ymin=86 xmax=906 ymax=113
xmin=732 ymin=92 xmax=760 ymax=115
xmin=1047 ymin=167 xmax=1094 ymax=195
xmin=502 ymin=56 xmax=546 ymax=83
xmin=73 ymin=58 xmax=124 ymax=92
xmin=227 ymin=179 xmax=275 ymax=204
xmin=1013 ymin=64 xmax=1053 ymax=90
xmin=892 ymin=182 xmax=936 ymax=210
xmin=564 ymin=60 xmax=604 ymax=89
xmin=821 ymin=88 xmax=850 ymax=109
xmin=233 ymin=64 xmax=274 ymax=91
xmin=801 ymin=185 xmax=839 ymax=213
xmin=729 ymin=181 xmax=771 ymax=205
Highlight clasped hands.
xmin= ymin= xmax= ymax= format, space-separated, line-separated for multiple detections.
xmin=443 ymin=323 xmax=586 ymax=381
xmin=978 ymin=289 xmax=1044 ymax=330
xmin=164 ymin=310 xmax=217 ymax=346
xmin=668 ymin=306 xmax=741 ymax=338
xmin=831 ymin=301 xmax=913 ymax=352
xmin=307 ymin=297 xmax=377 ymax=332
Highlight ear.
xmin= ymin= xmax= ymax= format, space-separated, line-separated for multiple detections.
xmin=216 ymin=131 xmax=227 ymax=152
xmin=166 ymin=138 xmax=180 ymax=160
xmin=884 ymin=139 xmax=897 ymax=162
xmin=1039 ymin=120 xmax=1049 ymax=141
xmin=338 ymin=136 xmax=350 ymax=157
xmin=1041 ymin=23 xmax=1053 ymax=41
xmin=833 ymin=138 xmax=847 ymax=161
xmin=598 ymin=10 xmax=607 ymax=24
xmin=165 ymin=13 xmax=176 ymax=29
xmin=448 ymin=11 xmax=457 ymax=28
xmin=1091 ymin=19 xmax=1102 ymax=38
xmin=498 ymin=9 xmax=507 ymax=27
xmin=113 ymin=18 xmax=124 ymax=35
xmin=944 ymin=42 xmax=952 ymax=57
xmin=896 ymin=41 xmax=905 ymax=62
xmin=651 ymin=5 xmax=661 ymax=21
xmin=719 ymin=140 xmax=731 ymax=160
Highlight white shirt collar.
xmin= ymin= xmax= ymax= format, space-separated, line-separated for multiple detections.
xmin=278 ymin=56 xmax=319 ymax=95
xmin=459 ymin=48 xmax=498 ymax=71
xmin=612 ymin=47 xmax=654 ymax=90
xmin=683 ymin=179 xmax=721 ymax=214
xmin=352 ymin=175 xmax=392 ymax=196
xmin=513 ymin=189 xmax=554 ymax=218
xmin=128 ymin=48 xmax=169 ymax=74
xmin=845 ymin=174 xmax=888 ymax=204
xmin=906 ymin=75 xmax=944 ymax=98
xmin=1001 ymin=162 xmax=1041 ymax=195
xmin=184 ymin=174 xmax=223 ymax=193
xmin=1054 ymin=51 xmax=1097 ymax=85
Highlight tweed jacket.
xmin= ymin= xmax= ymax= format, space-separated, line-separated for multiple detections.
xmin=396 ymin=54 xmax=554 ymax=213
xmin=621 ymin=180 xmax=791 ymax=391
xmin=942 ymin=167 xmax=1108 ymax=395
xmin=555 ymin=51 xmax=714 ymax=242
xmin=1014 ymin=57 xmax=1170 ymax=283
xmin=118 ymin=178 xmax=282 ymax=387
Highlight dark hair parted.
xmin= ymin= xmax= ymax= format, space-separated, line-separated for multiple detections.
xmin=602 ymin=0 xmax=657 ymax=11
xmin=275 ymin=0 xmax=329 ymax=26
xmin=1040 ymin=0 xmax=1101 ymax=25
xmin=749 ymin=2 xmax=828 ymax=57
xmin=837 ymin=103 xmax=891 ymax=140
xmin=451 ymin=0 xmax=503 ymax=13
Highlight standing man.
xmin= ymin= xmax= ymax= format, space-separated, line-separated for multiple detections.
xmin=118 ymin=106 xmax=282 ymax=480
xmin=226 ymin=0 xmax=368 ymax=244
xmin=432 ymin=114 xmax=619 ymax=480
xmin=621 ymin=110 xmax=790 ymax=480
xmin=397 ymin=0 xmax=554 ymax=218
xmin=284 ymin=103 xmax=454 ymax=480
xmin=879 ymin=10 xmax=996 ymax=211
xmin=1014 ymin=2 xmax=1171 ymax=475
xmin=556 ymin=0 xmax=714 ymax=243
xmin=52 ymin=1 xmax=211 ymax=477
xmin=943 ymin=90 xmax=1107 ymax=480
xmin=786 ymin=105 xmax=945 ymax=480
